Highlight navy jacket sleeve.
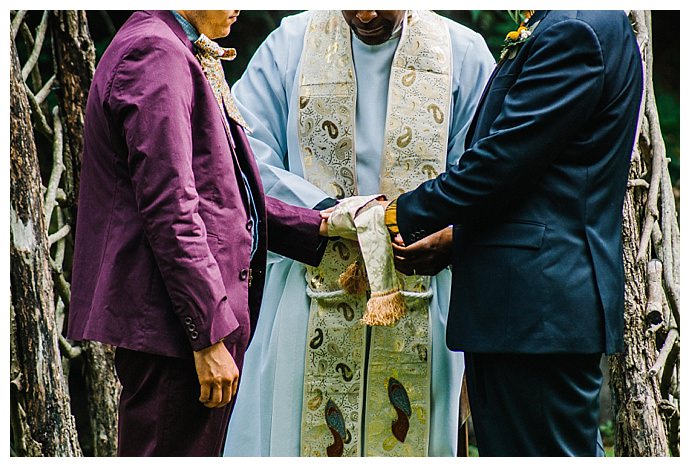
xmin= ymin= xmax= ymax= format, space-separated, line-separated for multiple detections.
xmin=396 ymin=19 xmax=606 ymax=244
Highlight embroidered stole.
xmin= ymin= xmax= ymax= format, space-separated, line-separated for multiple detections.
xmin=297 ymin=10 xmax=452 ymax=457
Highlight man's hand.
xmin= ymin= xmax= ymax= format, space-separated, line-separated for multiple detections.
xmin=392 ymin=226 xmax=453 ymax=276
xmin=192 ymin=340 xmax=239 ymax=409
xmin=319 ymin=207 xmax=334 ymax=236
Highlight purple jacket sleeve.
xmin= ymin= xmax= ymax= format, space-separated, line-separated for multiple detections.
xmin=108 ymin=38 xmax=239 ymax=351
xmin=265 ymin=196 xmax=325 ymax=266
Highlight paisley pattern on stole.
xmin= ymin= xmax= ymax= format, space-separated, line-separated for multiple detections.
xmin=298 ymin=10 xmax=452 ymax=456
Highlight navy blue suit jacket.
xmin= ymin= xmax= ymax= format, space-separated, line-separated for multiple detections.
xmin=396 ymin=11 xmax=642 ymax=355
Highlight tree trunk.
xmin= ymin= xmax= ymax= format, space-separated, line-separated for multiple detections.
xmin=51 ymin=11 xmax=121 ymax=457
xmin=50 ymin=10 xmax=94 ymax=222
xmin=609 ymin=11 xmax=679 ymax=457
xmin=79 ymin=342 xmax=120 ymax=456
xmin=10 ymin=37 xmax=82 ymax=457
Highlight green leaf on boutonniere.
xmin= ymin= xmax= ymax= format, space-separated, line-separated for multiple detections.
xmin=507 ymin=10 xmax=522 ymax=25
xmin=500 ymin=19 xmax=540 ymax=61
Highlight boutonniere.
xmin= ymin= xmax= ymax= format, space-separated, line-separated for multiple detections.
xmin=500 ymin=10 xmax=538 ymax=61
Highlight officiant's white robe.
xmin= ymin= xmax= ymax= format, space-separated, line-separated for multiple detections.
xmin=224 ymin=11 xmax=494 ymax=456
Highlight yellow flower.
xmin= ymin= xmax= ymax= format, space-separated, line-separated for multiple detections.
xmin=501 ymin=11 xmax=539 ymax=60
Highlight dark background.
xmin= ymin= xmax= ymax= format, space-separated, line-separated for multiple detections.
xmin=84 ymin=10 xmax=680 ymax=184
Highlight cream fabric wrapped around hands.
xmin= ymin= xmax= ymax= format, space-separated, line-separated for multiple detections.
xmin=327 ymin=195 xmax=406 ymax=326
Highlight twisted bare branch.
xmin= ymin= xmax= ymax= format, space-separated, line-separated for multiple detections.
xmin=35 ymin=75 xmax=56 ymax=106
xmin=11 ymin=10 xmax=28 ymax=41
xmin=48 ymin=224 xmax=71 ymax=246
xmin=44 ymin=106 xmax=64 ymax=227
xmin=24 ymin=85 xmax=53 ymax=138
xmin=21 ymin=11 xmax=49 ymax=82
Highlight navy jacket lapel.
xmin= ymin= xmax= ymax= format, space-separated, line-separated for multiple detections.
xmin=464 ymin=11 xmax=549 ymax=149
xmin=465 ymin=59 xmax=507 ymax=149
xmin=526 ymin=10 xmax=548 ymax=26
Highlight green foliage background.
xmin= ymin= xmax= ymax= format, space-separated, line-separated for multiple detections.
xmin=86 ymin=11 xmax=679 ymax=184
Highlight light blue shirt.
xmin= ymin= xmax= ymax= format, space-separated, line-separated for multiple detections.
xmin=350 ymin=34 xmax=398 ymax=195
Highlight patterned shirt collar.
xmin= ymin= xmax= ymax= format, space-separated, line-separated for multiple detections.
xmin=171 ymin=11 xmax=200 ymax=43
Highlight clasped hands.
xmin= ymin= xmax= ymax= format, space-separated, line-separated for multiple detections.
xmin=320 ymin=195 xmax=452 ymax=276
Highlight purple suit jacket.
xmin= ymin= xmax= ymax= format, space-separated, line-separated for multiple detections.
xmin=68 ymin=10 xmax=324 ymax=359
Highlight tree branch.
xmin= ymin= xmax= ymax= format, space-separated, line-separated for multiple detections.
xmin=58 ymin=335 xmax=82 ymax=360
xmin=48 ymin=224 xmax=71 ymax=246
xmin=44 ymin=106 xmax=64 ymax=227
xmin=53 ymin=208 xmax=66 ymax=269
xmin=11 ymin=10 xmax=28 ymax=41
xmin=24 ymin=85 xmax=53 ymax=138
xmin=658 ymin=332 xmax=679 ymax=400
xmin=635 ymin=144 xmax=661 ymax=264
xmin=56 ymin=188 xmax=67 ymax=203
xmin=628 ymin=178 xmax=650 ymax=189
xmin=651 ymin=220 xmax=664 ymax=260
xmin=633 ymin=10 xmax=662 ymax=265
xmin=19 ymin=22 xmax=34 ymax=50
xmin=54 ymin=298 xmax=66 ymax=338
xmin=667 ymin=405 xmax=680 ymax=457
xmin=34 ymin=75 xmax=56 ymax=106
xmin=21 ymin=11 xmax=49 ymax=82
xmin=649 ymin=328 xmax=678 ymax=380
xmin=54 ymin=272 xmax=71 ymax=307
xmin=659 ymin=159 xmax=680 ymax=326
xmin=19 ymin=22 xmax=44 ymax=94
xmin=644 ymin=260 xmax=663 ymax=326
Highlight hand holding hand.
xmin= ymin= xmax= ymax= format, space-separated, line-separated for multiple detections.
xmin=193 ymin=340 xmax=239 ymax=408
xmin=319 ymin=206 xmax=335 ymax=236
xmin=392 ymin=226 xmax=453 ymax=276
xmin=323 ymin=195 xmax=387 ymax=240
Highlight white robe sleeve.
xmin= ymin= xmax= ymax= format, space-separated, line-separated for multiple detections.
xmin=446 ymin=23 xmax=496 ymax=168
xmin=231 ymin=15 xmax=331 ymax=209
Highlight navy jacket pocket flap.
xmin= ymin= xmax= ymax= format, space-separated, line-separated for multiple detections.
xmin=472 ymin=221 xmax=546 ymax=249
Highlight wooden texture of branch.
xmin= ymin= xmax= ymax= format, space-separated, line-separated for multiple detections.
xmin=24 ymin=86 xmax=53 ymax=138
xmin=11 ymin=10 xmax=28 ymax=40
xmin=21 ymin=11 xmax=49 ymax=82
xmin=645 ymin=260 xmax=663 ymax=325
xmin=610 ymin=10 xmax=676 ymax=457
xmin=34 ymin=75 xmax=56 ymax=106
xmin=44 ymin=106 xmax=64 ymax=226
xmin=10 ymin=34 xmax=82 ymax=456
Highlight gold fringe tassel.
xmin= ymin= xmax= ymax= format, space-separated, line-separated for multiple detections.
xmin=339 ymin=261 xmax=368 ymax=295
xmin=361 ymin=289 xmax=407 ymax=326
